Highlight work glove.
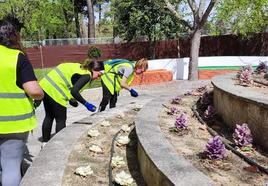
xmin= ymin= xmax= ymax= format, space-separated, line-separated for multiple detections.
xmin=33 ymin=100 xmax=42 ymax=108
xmin=129 ymin=88 xmax=138 ymax=97
xmin=84 ymin=102 xmax=97 ymax=112
xmin=69 ymin=99 xmax=78 ymax=107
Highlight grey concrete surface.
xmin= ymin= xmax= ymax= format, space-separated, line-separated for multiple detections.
xmin=136 ymin=81 xmax=214 ymax=186
xmin=20 ymin=80 xmax=212 ymax=186
xmin=212 ymin=73 xmax=268 ymax=150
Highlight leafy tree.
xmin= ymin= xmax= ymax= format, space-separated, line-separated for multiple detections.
xmin=213 ymin=0 xmax=268 ymax=35
xmin=0 ymin=0 xmax=77 ymax=40
xmin=164 ymin=0 xmax=218 ymax=80
xmin=110 ymin=0 xmax=185 ymax=58
xmin=213 ymin=0 xmax=268 ymax=55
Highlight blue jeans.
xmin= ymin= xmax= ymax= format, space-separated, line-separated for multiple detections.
xmin=0 ymin=139 xmax=25 ymax=186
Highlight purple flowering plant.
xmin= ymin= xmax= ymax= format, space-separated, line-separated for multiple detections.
xmin=239 ymin=69 xmax=253 ymax=86
xmin=255 ymin=61 xmax=267 ymax=73
xmin=171 ymin=96 xmax=182 ymax=104
xmin=233 ymin=123 xmax=253 ymax=147
xmin=199 ymin=91 xmax=213 ymax=110
xmin=175 ymin=113 xmax=188 ymax=130
xmin=205 ymin=136 xmax=226 ymax=160
xmin=184 ymin=90 xmax=193 ymax=96
xmin=204 ymin=105 xmax=216 ymax=119
xmin=167 ymin=107 xmax=179 ymax=115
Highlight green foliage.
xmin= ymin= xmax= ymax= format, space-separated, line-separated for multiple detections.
xmin=212 ymin=0 xmax=268 ymax=36
xmin=0 ymin=0 xmax=81 ymax=40
xmin=87 ymin=46 xmax=102 ymax=58
xmin=109 ymin=0 xmax=185 ymax=42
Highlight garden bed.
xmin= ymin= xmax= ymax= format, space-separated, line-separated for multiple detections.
xmin=159 ymin=86 xmax=268 ymax=186
xmin=62 ymin=109 xmax=146 ymax=186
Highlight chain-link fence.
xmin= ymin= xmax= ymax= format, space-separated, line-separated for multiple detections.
xmin=22 ymin=37 xmax=118 ymax=48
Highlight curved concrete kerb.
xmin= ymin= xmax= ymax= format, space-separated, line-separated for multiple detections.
xmin=20 ymin=94 xmax=154 ymax=186
xmin=212 ymin=73 xmax=268 ymax=150
xmin=135 ymin=95 xmax=214 ymax=186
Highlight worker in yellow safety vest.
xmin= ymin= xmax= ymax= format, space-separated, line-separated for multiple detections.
xmin=98 ymin=58 xmax=148 ymax=112
xmin=0 ymin=16 xmax=44 ymax=186
xmin=39 ymin=61 xmax=103 ymax=146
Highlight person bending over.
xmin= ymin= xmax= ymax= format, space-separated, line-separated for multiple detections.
xmin=39 ymin=61 xmax=103 ymax=146
xmin=99 ymin=58 xmax=148 ymax=112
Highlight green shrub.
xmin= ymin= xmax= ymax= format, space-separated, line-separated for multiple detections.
xmin=87 ymin=46 xmax=102 ymax=59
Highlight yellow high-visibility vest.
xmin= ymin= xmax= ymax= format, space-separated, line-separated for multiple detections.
xmin=101 ymin=60 xmax=135 ymax=95
xmin=0 ymin=45 xmax=36 ymax=134
xmin=39 ymin=63 xmax=90 ymax=107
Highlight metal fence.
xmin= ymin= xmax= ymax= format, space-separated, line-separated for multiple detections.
xmin=22 ymin=37 xmax=119 ymax=48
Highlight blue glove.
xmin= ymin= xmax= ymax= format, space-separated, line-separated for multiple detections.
xmin=129 ymin=88 xmax=138 ymax=97
xmin=84 ymin=102 xmax=96 ymax=112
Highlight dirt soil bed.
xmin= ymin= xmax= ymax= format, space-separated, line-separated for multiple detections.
xmin=234 ymin=73 xmax=268 ymax=96
xmin=62 ymin=110 xmax=146 ymax=186
xmin=159 ymin=87 xmax=268 ymax=186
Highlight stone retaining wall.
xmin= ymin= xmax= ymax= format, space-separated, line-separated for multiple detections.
xmin=212 ymin=73 xmax=268 ymax=150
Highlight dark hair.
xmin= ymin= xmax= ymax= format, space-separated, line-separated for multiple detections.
xmin=81 ymin=60 xmax=104 ymax=72
xmin=0 ymin=15 xmax=24 ymax=48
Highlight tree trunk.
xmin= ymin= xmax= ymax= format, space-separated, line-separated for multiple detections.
xmin=260 ymin=29 xmax=268 ymax=56
xmin=188 ymin=29 xmax=201 ymax=80
xmin=74 ymin=7 xmax=81 ymax=38
xmin=87 ymin=0 xmax=95 ymax=38
xmin=177 ymin=38 xmax=180 ymax=58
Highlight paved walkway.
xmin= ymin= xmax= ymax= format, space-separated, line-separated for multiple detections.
xmin=27 ymin=81 xmax=191 ymax=161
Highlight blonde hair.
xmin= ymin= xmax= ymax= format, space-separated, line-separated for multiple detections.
xmin=135 ymin=58 xmax=148 ymax=70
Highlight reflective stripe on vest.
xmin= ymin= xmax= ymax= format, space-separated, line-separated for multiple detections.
xmin=0 ymin=45 xmax=36 ymax=134
xmin=0 ymin=93 xmax=27 ymax=98
xmin=0 ymin=111 xmax=35 ymax=121
xmin=101 ymin=61 xmax=135 ymax=95
xmin=55 ymin=67 xmax=72 ymax=90
xmin=40 ymin=63 xmax=90 ymax=107
xmin=44 ymin=74 xmax=69 ymax=101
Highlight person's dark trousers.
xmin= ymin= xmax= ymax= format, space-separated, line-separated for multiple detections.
xmin=99 ymin=80 xmax=118 ymax=112
xmin=42 ymin=92 xmax=67 ymax=142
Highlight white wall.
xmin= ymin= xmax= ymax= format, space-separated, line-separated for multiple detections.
xmin=148 ymin=56 xmax=268 ymax=80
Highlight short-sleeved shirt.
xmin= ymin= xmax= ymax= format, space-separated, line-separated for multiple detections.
xmin=16 ymin=53 xmax=37 ymax=88
xmin=0 ymin=53 xmax=37 ymax=141
xmin=117 ymin=66 xmax=133 ymax=78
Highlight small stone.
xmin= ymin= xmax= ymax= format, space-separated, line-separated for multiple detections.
xmin=87 ymin=129 xmax=100 ymax=137
xmin=89 ymin=145 xmax=103 ymax=153
xmin=116 ymin=136 xmax=130 ymax=146
xmin=111 ymin=156 xmax=126 ymax=168
xmin=114 ymin=171 xmax=134 ymax=186
xmin=121 ymin=125 xmax=131 ymax=132
xmin=74 ymin=165 xmax=93 ymax=177
xmin=100 ymin=120 xmax=111 ymax=127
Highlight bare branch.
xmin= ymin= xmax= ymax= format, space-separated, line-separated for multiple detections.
xmin=164 ymin=0 xmax=192 ymax=29
xmin=187 ymin=0 xmax=197 ymax=13
xmin=198 ymin=0 xmax=206 ymax=18
xmin=199 ymin=0 xmax=218 ymax=28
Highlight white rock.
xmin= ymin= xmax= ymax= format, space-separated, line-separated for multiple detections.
xmin=74 ymin=165 xmax=93 ymax=177
xmin=111 ymin=156 xmax=126 ymax=168
xmin=87 ymin=129 xmax=100 ymax=137
xmin=89 ymin=145 xmax=103 ymax=153
xmin=121 ymin=125 xmax=131 ymax=132
xmin=114 ymin=171 xmax=134 ymax=186
xmin=100 ymin=120 xmax=111 ymax=127
xmin=116 ymin=136 xmax=130 ymax=146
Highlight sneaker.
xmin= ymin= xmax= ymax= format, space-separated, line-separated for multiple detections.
xmin=41 ymin=142 xmax=47 ymax=150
